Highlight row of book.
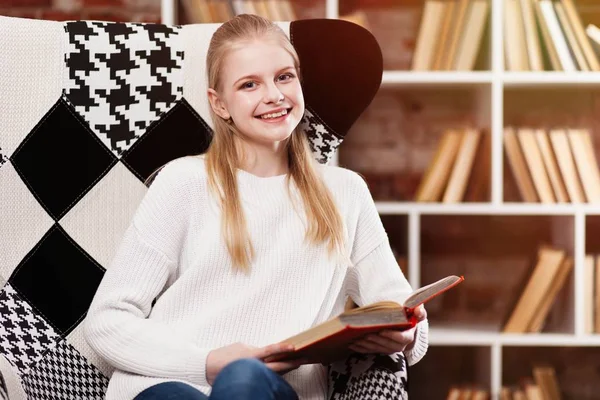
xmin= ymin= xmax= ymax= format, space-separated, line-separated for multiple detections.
xmin=446 ymin=386 xmax=490 ymax=399
xmin=503 ymin=246 xmax=571 ymax=333
xmin=180 ymin=0 xmax=371 ymax=30
xmin=501 ymin=365 xmax=562 ymax=400
xmin=181 ymin=0 xmax=297 ymax=23
xmin=445 ymin=365 xmax=561 ymax=400
xmin=582 ymin=253 xmax=600 ymax=334
xmin=505 ymin=0 xmax=600 ymax=71
xmin=412 ymin=0 xmax=490 ymax=71
xmin=504 ymin=127 xmax=600 ymax=203
xmin=371 ymin=125 xmax=600 ymax=204
xmin=502 ymin=246 xmax=600 ymax=335
xmin=415 ymin=128 xmax=490 ymax=203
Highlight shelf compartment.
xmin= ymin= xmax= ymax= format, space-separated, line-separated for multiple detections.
xmin=503 ymin=87 xmax=600 ymax=204
xmin=339 ymin=85 xmax=491 ymax=202
xmin=504 ymin=87 xmax=600 ymax=128
xmin=502 ymin=346 xmax=600 ymax=400
xmin=583 ymin=214 xmax=600 ymax=335
xmin=381 ymin=214 xmax=409 ymax=279
xmin=339 ymin=0 xmax=491 ymax=72
xmin=409 ymin=345 xmax=491 ymax=399
xmin=176 ymin=0 xmax=326 ymax=24
xmin=420 ymin=214 xmax=575 ymax=334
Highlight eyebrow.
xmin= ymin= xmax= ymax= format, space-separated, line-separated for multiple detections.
xmin=233 ymin=66 xmax=296 ymax=87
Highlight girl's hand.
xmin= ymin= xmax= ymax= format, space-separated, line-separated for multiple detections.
xmin=348 ymin=305 xmax=427 ymax=355
xmin=206 ymin=342 xmax=303 ymax=385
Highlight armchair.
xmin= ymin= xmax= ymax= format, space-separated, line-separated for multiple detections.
xmin=0 ymin=14 xmax=408 ymax=399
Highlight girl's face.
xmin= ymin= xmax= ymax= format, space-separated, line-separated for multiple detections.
xmin=209 ymin=39 xmax=305 ymax=151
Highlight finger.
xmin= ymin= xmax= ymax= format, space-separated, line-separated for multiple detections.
xmin=350 ymin=340 xmax=390 ymax=354
xmin=363 ymin=334 xmax=405 ymax=352
xmin=413 ymin=305 xmax=427 ymax=320
xmin=262 ymin=352 xmax=296 ymax=363
xmin=348 ymin=343 xmax=371 ymax=353
xmin=256 ymin=343 xmax=295 ymax=359
xmin=380 ymin=328 xmax=415 ymax=344
xmin=265 ymin=359 xmax=307 ymax=373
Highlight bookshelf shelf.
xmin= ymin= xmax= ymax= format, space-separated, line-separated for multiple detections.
xmin=381 ymin=71 xmax=493 ymax=86
xmin=430 ymin=330 xmax=600 ymax=347
xmin=503 ymin=71 xmax=600 ymax=86
xmin=161 ymin=0 xmax=600 ymax=398
xmin=500 ymin=333 xmax=600 ymax=346
xmin=376 ymin=201 xmax=600 ymax=215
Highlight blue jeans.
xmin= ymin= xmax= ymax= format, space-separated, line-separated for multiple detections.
xmin=133 ymin=358 xmax=299 ymax=400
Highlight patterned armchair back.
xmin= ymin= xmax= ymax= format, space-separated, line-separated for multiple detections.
xmin=0 ymin=14 xmax=382 ymax=399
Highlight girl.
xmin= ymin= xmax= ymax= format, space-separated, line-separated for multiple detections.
xmin=84 ymin=13 xmax=428 ymax=400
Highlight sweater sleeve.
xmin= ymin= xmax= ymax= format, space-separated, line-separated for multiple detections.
xmin=83 ymin=159 xmax=210 ymax=386
xmin=345 ymin=176 xmax=429 ymax=366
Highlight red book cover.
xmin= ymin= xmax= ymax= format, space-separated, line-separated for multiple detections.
xmin=270 ymin=275 xmax=464 ymax=364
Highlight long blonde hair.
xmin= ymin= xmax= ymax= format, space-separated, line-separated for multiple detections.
xmin=201 ymin=14 xmax=346 ymax=272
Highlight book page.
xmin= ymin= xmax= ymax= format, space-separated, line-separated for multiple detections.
xmin=343 ymin=301 xmax=401 ymax=315
xmin=404 ymin=275 xmax=465 ymax=310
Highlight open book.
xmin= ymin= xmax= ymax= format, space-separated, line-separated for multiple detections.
xmin=270 ymin=275 xmax=464 ymax=364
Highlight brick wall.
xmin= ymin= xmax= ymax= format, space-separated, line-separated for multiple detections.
xmin=0 ymin=0 xmax=161 ymax=23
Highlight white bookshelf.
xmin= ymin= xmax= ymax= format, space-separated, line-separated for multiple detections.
xmin=161 ymin=0 xmax=600 ymax=397
xmin=161 ymin=0 xmax=177 ymax=25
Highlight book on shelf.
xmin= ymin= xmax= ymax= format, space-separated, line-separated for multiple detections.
xmin=517 ymin=128 xmax=557 ymax=203
xmin=504 ymin=127 xmax=539 ymax=202
xmin=504 ymin=127 xmax=600 ymax=204
xmin=548 ymin=129 xmax=586 ymax=202
xmin=412 ymin=0 xmax=490 ymax=71
xmin=503 ymin=245 xmax=573 ymax=333
xmin=504 ymin=0 xmax=600 ymax=71
xmin=583 ymin=253 xmax=600 ymax=335
xmin=180 ymin=0 xmax=297 ymax=23
xmin=534 ymin=129 xmax=569 ymax=203
xmin=506 ymin=250 xmax=600 ymax=335
xmin=447 ymin=385 xmax=490 ymax=400
xmin=415 ymin=128 xmax=489 ymax=203
xmin=268 ymin=275 xmax=464 ymax=364
xmin=567 ymin=129 xmax=600 ymax=202
xmin=180 ymin=0 xmax=369 ymax=28
xmin=587 ymin=23 xmax=600 ymax=52
xmin=502 ymin=364 xmax=562 ymax=400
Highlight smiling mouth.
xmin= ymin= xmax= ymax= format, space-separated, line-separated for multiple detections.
xmin=255 ymin=108 xmax=292 ymax=120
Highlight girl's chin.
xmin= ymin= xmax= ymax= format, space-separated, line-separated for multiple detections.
xmin=237 ymin=127 xmax=294 ymax=144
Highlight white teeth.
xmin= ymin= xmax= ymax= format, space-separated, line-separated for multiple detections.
xmin=260 ymin=109 xmax=288 ymax=119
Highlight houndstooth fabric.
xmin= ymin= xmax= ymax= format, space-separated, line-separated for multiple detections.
xmin=21 ymin=339 xmax=108 ymax=400
xmin=328 ymin=353 xmax=409 ymax=400
xmin=64 ymin=21 xmax=184 ymax=157
xmin=0 ymin=147 xmax=7 ymax=168
xmin=300 ymin=107 xmax=343 ymax=165
xmin=0 ymin=285 xmax=60 ymax=376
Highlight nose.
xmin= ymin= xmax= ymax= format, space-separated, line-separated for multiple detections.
xmin=263 ymin=81 xmax=284 ymax=104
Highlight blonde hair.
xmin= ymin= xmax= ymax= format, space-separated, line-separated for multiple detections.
xmin=147 ymin=15 xmax=345 ymax=272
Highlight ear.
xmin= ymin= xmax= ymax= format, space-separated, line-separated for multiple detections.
xmin=207 ymin=88 xmax=230 ymax=121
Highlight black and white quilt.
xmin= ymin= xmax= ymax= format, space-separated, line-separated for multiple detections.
xmin=0 ymin=14 xmax=384 ymax=399
xmin=328 ymin=353 xmax=409 ymax=400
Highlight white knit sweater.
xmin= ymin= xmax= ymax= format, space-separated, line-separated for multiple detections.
xmin=83 ymin=155 xmax=428 ymax=400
